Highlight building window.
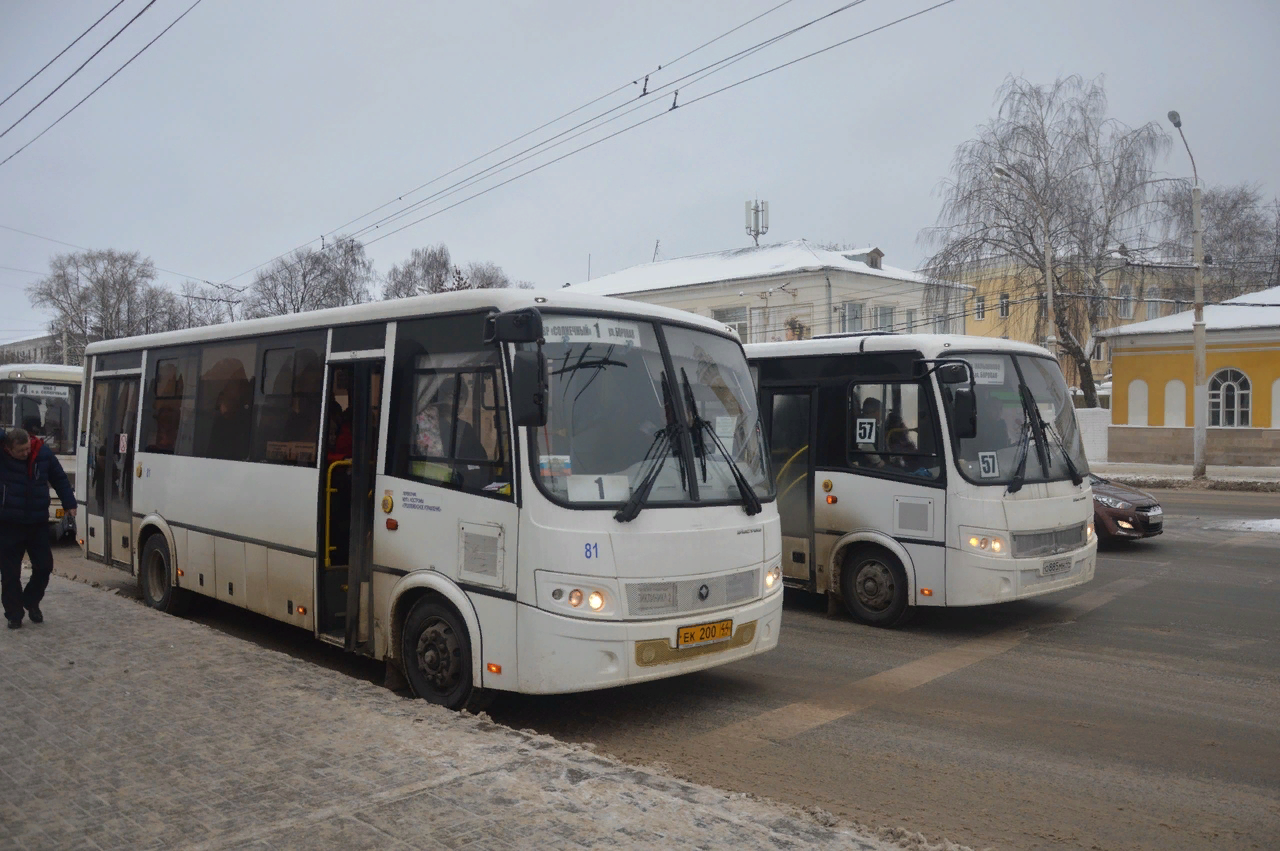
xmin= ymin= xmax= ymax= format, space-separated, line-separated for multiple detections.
xmin=1116 ymin=283 xmax=1134 ymax=319
xmin=1209 ymin=368 xmax=1251 ymax=427
xmin=873 ymin=305 xmax=894 ymax=332
xmin=975 ymin=296 xmax=986 ymax=321
xmin=905 ymin=308 xmax=916 ymax=331
xmin=841 ymin=301 xmax=864 ymax=333
xmin=999 ymin=293 xmax=1010 ymax=318
xmin=1145 ymin=286 xmax=1161 ymax=320
xmin=1175 ymin=299 xmax=1187 ymax=313
xmin=712 ymin=307 xmax=748 ymax=340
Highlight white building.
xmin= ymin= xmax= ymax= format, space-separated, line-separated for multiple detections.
xmin=567 ymin=240 xmax=970 ymax=343
xmin=0 ymin=333 xmax=61 ymax=364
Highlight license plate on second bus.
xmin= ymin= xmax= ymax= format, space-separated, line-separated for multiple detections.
xmin=677 ymin=619 xmax=733 ymax=648
xmin=1041 ymin=557 xmax=1072 ymax=576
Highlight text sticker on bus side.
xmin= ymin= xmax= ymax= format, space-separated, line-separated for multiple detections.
xmin=969 ymin=359 xmax=1006 ymax=385
xmin=17 ymin=383 xmax=70 ymax=398
xmin=543 ymin=319 xmax=642 ymax=347
xmin=855 ymin=418 xmax=878 ymax=444
xmin=978 ymin=451 xmax=1000 ymax=478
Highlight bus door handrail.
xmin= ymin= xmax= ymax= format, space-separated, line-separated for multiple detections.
xmin=774 ymin=444 xmax=809 ymax=501
xmin=324 ymin=459 xmax=352 ymax=568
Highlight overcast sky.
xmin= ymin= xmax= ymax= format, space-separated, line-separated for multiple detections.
xmin=2 ymin=0 xmax=1277 ymax=344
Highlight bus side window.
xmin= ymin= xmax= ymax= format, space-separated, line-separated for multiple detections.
xmin=848 ymin=381 xmax=941 ymax=481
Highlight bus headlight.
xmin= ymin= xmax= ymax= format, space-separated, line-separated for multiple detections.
xmin=535 ymin=571 xmax=620 ymax=618
xmin=960 ymin=527 xmax=1010 ymax=558
xmin=764 ymin=561 xmax=783 ymax=593
xmin=587 ymin=591 xmax=605 ymax=611
xmin=1087 ymin=520 xmax=1095 ymax=541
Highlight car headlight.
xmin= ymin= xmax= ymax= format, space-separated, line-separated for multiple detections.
xmin=1094 ymin=495 xmax=1132 ymax=510
xmin=763 ymin=560 xmax=783 ymax=594
xmin=536 ymin=571 xmax=620 ymax=618
xmin=960 ymin=527 xmax=1010 ymax=558
xmin=1087 ymin=520 xmax=1095 ymax=541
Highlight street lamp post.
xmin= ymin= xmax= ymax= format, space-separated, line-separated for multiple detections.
xmin=1168 ymin=110 xmax=1207 ymax=480
xmin=994 ymin=164 xmax=1057 ymax=359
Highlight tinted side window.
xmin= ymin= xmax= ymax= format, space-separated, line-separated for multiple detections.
xmin=142 ymin=348 xmax=200 ymax=455
xmin=252 ymin=334 xmax=325 ymax=465
xmin=848 ymin=381 xmax=941 ymax=481
xmin=192 ymin=342 xmax=256 ymax=461
xmin=388 ymin=314 xmax=511 ymax=499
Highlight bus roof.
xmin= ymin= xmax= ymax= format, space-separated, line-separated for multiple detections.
xmin=745 ymin=333 xmax=1052 ymax=361
xmin=0 ymin=364 xmax=83 ymax=383
xmin=83 ymin=290 xmax=740 ymax=355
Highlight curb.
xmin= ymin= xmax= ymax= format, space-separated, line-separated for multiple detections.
xmin=1101 ymin=475 xmax=1280 ymax=493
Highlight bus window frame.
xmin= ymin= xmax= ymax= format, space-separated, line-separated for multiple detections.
xmin=844 ymin=377 xmax=947 ymax=486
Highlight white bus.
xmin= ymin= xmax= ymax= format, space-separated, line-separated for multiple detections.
xmin=77 ymin=290 xmax=781 ymax=708
xmin=746 ymin=334 xmax=1095 ymax=627
xmin=0 ymin=363 xmax=82 ymax=540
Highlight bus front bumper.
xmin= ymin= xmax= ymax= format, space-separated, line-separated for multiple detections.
xmin=945 ymin=542 xmax=1096 ymax=607
xmin=512 ymin=591 xmax=783 ymax=695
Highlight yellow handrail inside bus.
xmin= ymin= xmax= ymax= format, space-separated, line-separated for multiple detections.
xmin=773 ymin=445 xmax=809 ymax=487
xmin=324 ymin=459 xmax=352 ymax=568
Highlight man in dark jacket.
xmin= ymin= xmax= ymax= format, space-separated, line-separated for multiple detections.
xmin=1 ymin=427 xmax=76 ymax=629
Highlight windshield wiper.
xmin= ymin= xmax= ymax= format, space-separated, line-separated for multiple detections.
xmin=614 ymin=374 xmax=684 ymax=522
xmin=680 ymin=369 xmax=762 ymax=516
xmin=1006 ymin=417 xmax=1033 ymax=494
xmin=1019 ymin=384 xmax=1083 ymax=486
xmin=1041 ymin=420 xmax=1084 ymax=486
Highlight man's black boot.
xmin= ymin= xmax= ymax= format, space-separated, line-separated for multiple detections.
xmin=6 ymin=619 xmax=20 ymax=629
xmin=26 ymin=605 xmax=42 ymax=624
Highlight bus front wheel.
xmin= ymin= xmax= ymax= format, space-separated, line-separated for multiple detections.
xmin=840 ymin=547 xmax=911 ymax=628
xmin=139 ymin=534 xmax=192 ymax=615
xmin=402 ymin=599 xmax=489 ymax=711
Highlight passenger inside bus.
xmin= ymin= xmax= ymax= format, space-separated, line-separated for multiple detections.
xmin=412 ymin=375 xmax=488 ymax=489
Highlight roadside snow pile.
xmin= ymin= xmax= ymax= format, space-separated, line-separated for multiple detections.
xmin=1205 ymin=518 xmax=1280 ymax=533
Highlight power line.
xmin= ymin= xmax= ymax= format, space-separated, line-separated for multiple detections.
xmin=0 ymin=0 xmax=205 ymax=170
xmin=0 ymin=223 xmax=207 ymax=281
xmin=0 ymin=0 xmax=158 ymax=142
xmin=0 ymin=0 xmax=129 ymax=111
xmin=0 ymin=265 xmax=46 ymax=276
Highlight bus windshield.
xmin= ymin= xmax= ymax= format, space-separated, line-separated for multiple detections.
xmin=946 ymin=353 xmax=1089 ymax=486
xmin=0 ymin=380 xmax=79 ymax=456
xmin=533 ymin=315 xmax=771 ymax=508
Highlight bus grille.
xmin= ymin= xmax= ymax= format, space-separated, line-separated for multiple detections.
xmin=1012 ymin=522 xmax=1088 ymax=558
xmin=625 ymin=568 xmax=759 ymax=618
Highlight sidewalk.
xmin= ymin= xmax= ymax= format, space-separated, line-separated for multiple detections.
xmin=1090 ymin=461 xmax=1280 ymax=492
xmin=0 ymin=573 xmax=945 ymax=851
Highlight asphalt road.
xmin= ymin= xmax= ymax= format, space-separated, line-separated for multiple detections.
xmin=53 ymin=489 xmax=1280 ymax=850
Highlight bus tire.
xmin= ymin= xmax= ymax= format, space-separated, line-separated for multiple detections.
xmin=840 ymin=546 xmax=911 ymax=628
xmin=139 ymin=534 xmax=192 ymax=616
xmin=402 ymin=598 xmax=487 ymax=711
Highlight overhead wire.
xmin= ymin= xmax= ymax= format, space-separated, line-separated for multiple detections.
xmin=0 ymin=0 xmax=205 ymax=170
xmin=0 ymin=0 xmax=129 ymax=111
xmin=0 ymin=0 xmax=158 ymax=142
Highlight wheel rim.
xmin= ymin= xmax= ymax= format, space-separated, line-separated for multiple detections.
xmin=145 ymin=549 xmax=168 ymax=603
xmin=414 ymin=617 xmax=462 ymax=693
xmin=855 ymin=560 xmax=895 ymax=612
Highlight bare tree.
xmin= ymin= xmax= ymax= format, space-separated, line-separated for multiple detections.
xmin=244 ymin=235 xmax=374 ymax=318
xmin=382 ymin=243 xmax=452 ymax=298
xmin=922 ymin=75 xmax=1168 ymax=406
xmin=28 ymin=249 xmax=158 ymax=363
xmin=1155 ymin=183 xmax=1279 ymax=300
xmin=459 ymin=261 xmax=511 ymax=290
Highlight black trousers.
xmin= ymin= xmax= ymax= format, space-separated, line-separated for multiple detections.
xmin=0 ymin=522 xmax=53 ymax=623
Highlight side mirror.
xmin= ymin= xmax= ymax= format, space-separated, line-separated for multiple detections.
xmin=952 ymin=388 xmax=977 ymax=440
xmin=937 ymin=363 xmax=969 ymax=384
xmin=484 ymin=307 xmax=543 ymax=344
xmin=510 ymin=349 xmax=548 ymax=427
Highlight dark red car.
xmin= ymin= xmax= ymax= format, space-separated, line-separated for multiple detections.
xmin=1090 ymin=474 xmax=1163 ymax=542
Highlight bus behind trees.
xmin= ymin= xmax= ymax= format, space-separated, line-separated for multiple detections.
xmin=0 ymin=363 xmax=81 ymax=540
xmin=77 ymin=290 xmax=781 ymax=708
xmin=746 ymin=333 xmax=1095 ymax=627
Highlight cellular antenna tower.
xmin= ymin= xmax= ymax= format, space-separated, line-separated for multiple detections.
xmin=745 ymin=199 xmax=769 ymax=246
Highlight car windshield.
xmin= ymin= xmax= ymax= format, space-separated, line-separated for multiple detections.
xmin=532 ymin=314 xmax=771 ymax=508
xmin=945 ymin=353 xmax=1090 ymax=486
xmin=0 ymin=380 xmax=79 ymax=456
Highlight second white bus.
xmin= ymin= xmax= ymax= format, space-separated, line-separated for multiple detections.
xmin=0 ymin=363 xmax=82 ymax=540
xmin=78 ymin=290 xmax=782 ymax=708
xmin=747 ymin=333 xmax=1096 ymax=626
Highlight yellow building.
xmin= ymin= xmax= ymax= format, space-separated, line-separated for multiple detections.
xmin=1098 ymin=285 xmax=1280 ymax=464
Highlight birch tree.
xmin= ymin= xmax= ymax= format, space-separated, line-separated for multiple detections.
xmin=244 ymin=235 xmax=374 ymax=318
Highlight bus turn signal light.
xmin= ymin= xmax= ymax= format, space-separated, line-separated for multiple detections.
xmin=296 ymin=605 xmax=306 ymax=615
xmin=176 ymin=568 xmax=184 ymax=577
xmin=826 ymin=495 xmax=838 ymax=504
xmin=386 ymin=518 xmax=399 ymax=531
xmin=920 ymin=588 xmax=933 ymax=596
xmin=487 ymin=663 xmax=502 ymax=674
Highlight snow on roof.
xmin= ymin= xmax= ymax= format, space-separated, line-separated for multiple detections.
xmin=568 ymin=239 xmax=969 ymax=296
xmin=1098 ymin=285 xmax=1280 ymax=337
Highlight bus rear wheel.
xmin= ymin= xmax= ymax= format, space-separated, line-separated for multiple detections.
xmin=840 ymin=547 xmax=910 ymax=628
xmin=139 ymin=534 xmax=191 ymax=615
xmin=402 ymin=599 xmax=487 ymax=711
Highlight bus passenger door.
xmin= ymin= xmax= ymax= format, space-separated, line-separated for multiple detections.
xmin=766 ymin=389 xmax=815 ymax=588
xmin=85 ymin=377 xmax=139 ymax=568
xmin=319 ymin=360 xmax=382 ymax=652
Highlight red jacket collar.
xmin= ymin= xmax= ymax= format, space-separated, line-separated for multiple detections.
xmin=25 ymin=436 xmax=43 ymax=477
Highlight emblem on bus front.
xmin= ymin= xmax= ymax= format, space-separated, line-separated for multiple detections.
xmin=698 ymin=584 xmax=710 ymax=602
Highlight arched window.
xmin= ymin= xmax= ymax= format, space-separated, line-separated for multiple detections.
xmin=1209 ymin=368 xmax=1251 ymax=427
xmin=1145 ymin=286 xmax=1161 ymax=320
xmin=1116 ymin=283 xmax=1134 ymax=319
xmin=1127 ymin=379 xmax=1148 ymax=426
